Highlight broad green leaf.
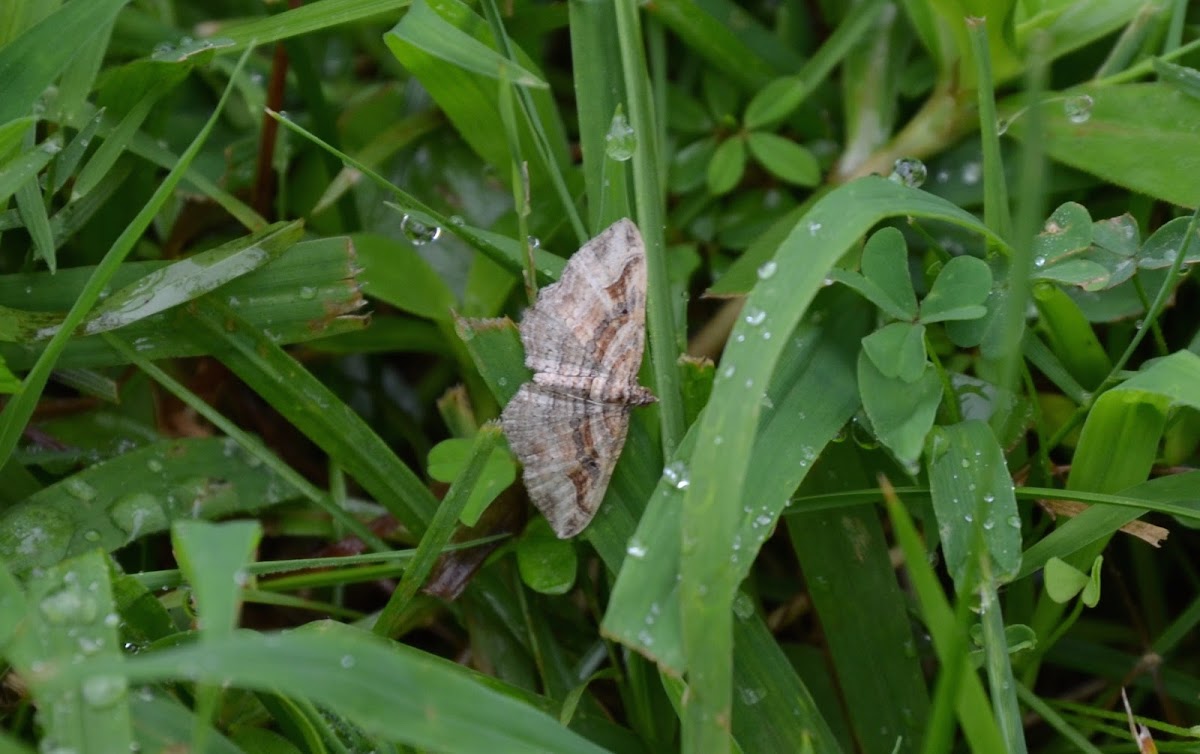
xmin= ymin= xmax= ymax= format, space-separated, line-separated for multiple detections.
xmin=0 ymin=438 xmax=293 ymax=574
xmin=707 ymin=136 xmax=746 ymax=195
xmin=670 ymin=136 xmax=718 ymax=194
xmin=354 ymin=232 xmax=457 ymax=321
xmin=1044 ymin=556 xmax=1102 ymax=607
xmin=1032 ymin=202 xmax=1093 ymax=267
xmin=787 ymin=440 xmax=932 ymax=752
xmin=862 ymin=322 xmax=926 ymax=383
xmin=426 ymin=436 xmax=516 ymax=527
xmin=1091 ymin=213 xmax=1139 ymax=257
xmin=744 ymin=75 xmax=813 ymax=130
xmin=1004 ymin=83 xmax=1200 ymax=207
xmin=1033 ymin=257 xmax=1112 ymax=291
xmin=516 ymin=518 xmax=577 ymax=596
xmin=858 ymin=355 xmax=941 ymax=469
xmin=919 ymin=255 xmax=993 ymax=322
xmin=861 ymin=227 xmax=918 ymax=320
xmin=1137 ymin=216 xmax=1200 ymax=269
xmin=746 ymin=132 xmax=820 ymax=187
xmin=826 ymin=269 xmax=913 ymax=321
xmin=926 ymin=420 xmax=1022 ymax=586
xmin=0 ymin=116 xmax=34 ymax=159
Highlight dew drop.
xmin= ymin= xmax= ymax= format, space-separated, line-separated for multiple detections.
xmin=604 ymin=111 xmax=637 ymax=161
xmin=1064 ymin=94 xmax=1094 ymax=124
xmin=81 ymin=675 xmax=126 ymax=708
xmin=64 ymin=478 xmax=98 ymax=501
xmin=400 ymin=214 xmax=441 ymax=246
xmin=626 ymin=539 xmax=648 ymax=559
xmin=0 ymin=506 xmax=71 ymax=562
xmin=743 ymin=308 xmax=766 ymax=326
xmin=888 ymin=157 xmax=928 ymax=188
xmin=110 ymin=493 xmax=168 ymax=541
xmin=756 ymin=261 xmax=777 ymax=280
xmin=662 ymin=461 xmax=690 ymax=490
xmin=961 ymin=162 xmax=982 ymax=185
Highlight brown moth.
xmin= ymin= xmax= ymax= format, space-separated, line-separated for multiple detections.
xmin=501 ymin=218 xmax=656 ymax=538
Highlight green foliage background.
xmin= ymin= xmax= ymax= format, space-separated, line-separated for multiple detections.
xmin=0 ymin=1 xmax=1199 ymax=753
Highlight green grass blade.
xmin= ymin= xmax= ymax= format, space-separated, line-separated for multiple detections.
xmin=0 ymin=437 xmax=295 ymax=574
xmin=56 ymin=622 xmax=612 ymax=753
xmin=0 ymin=0 xmax=129 ymax=123
xmin=375 ymin=424 xmax=501 ymax=636
xmin=0 ymin=47 xmax=252 ymax=470
xmin=615 ymin=0 xmax=686 ymax=454
xmin=2 ymin=551 xmax=133 ymax=754
xmin=675 ymin=177 xmax=1004 ymax=749
xmin=187 ymin=299 xmax=438 ymax=533
xmin=172 ymin=521 xmax=263 ymax=639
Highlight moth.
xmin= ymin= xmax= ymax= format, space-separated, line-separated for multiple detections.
xmin=501 ymin=218 xmax=656 ymax=538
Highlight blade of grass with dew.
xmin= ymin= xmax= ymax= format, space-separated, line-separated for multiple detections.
xmin=615 ymin=0 xmax=686 ymax=455
xmin=0 ymin=437 xmax=298 ymax=573
xmin=102 ymin=331 xmax=391 ymax=552
xmin=212 ymin=0 xmax=412 ymax=53
xmin=569 ymin=0 xmax=625 ymax=230
xmin=0 ymin=0 xmax=129 ymax=123
xmin=77 ymin=221 xmax=303 ymax=336
xmin=186 ymin=298 xmax=439 ymax=533
xmin=15 ymin=138 xmax=55 ymax=271
xmin=375 ymin=425 xmax=501 ymax=637
xmin=0 ymin=237 xmax=365 ymax=369
xmin=0 ymin=47 xmax=253 ymax=468
xmin=0 ymin=143 xmax=55 ymax=207
xmin=674 ymin=178 xmax=1006 ymax=750
xmin=480 ymin=0 xmax=587 ymax=242
xmin=56 ymin=621 xmax=613 ymax=754
xmin=128 ymin=690 xmax=244 ymax=754
xmin=270 ymin=109 xmax=570 ymax=285
xmin=2 ymin=551 xmax=133 ymax=754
